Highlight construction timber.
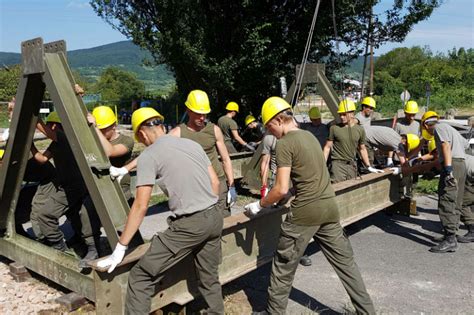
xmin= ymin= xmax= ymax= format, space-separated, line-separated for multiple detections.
xmin=0 ymin=37 xmax=407 ymax=314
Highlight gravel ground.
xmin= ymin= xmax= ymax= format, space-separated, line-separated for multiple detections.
xmin=0 ymin=256 xmax=63 ymax=314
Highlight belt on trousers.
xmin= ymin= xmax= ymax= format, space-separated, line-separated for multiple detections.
xmin=171 ymin=203 xmax=217 ymax=221
xmin=333 ymin=159 xmax=356 ymax=165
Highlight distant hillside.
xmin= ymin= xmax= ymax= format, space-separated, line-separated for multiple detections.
xmin=0 ymin=41 xmax=374 ymax=90
xmin=0 ymin=41 xmax=174 ymax=92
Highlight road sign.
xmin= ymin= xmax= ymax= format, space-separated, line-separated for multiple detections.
xmin=400 ymin=90 xmax=410 ymax=102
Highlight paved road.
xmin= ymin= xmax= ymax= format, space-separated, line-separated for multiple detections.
xmin=218 ymin=195 xmax=474 ymax=314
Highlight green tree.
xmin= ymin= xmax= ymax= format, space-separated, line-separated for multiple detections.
xmin=91 ymin=67 xmax=146 ymax=105
xmin=90 ymin=0 xmax=440 ymax=116
xmin=0 ymin=65 xmax=21 ymax=101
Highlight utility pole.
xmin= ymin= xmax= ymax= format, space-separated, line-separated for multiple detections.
xmin=360 ymin=12 xmax=372 ymax=99
xmin=369 ymin=40 xmax=374 ymax=96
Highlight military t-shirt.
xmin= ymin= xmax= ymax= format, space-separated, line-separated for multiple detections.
xmin=110 ymin=133 xmax=134 ymax=200
xmin=434 ymin=122 xmax=468 ymax=163
xmin=47 ymin=130 xmax=84 ymax=189
xmin=276 ymin=129 xmax=339 ymax=226
xmin=364 ymin=126 xmax=401 ymax=152
xmin=395 ymin=120 xmax=420 ymax=136
xmin=179 ymin=122 xmax=225 ymax=180
xmin=328 ymin=124 xmax=366 ymax=161
xmin=355 ymin=112 xmax=372 ymax=127
xmin=217 ymin=115 xmax=238 ymax=143
xmin=136 ymin=135 xmax=218 ymax=216
xmin=301 ymin=122 xmax=329 ymax=148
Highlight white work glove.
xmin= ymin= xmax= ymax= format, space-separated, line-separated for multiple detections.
xmin=96 ymin=242 xmax=127 ymax=273
xmin=109 ymin=166 xmax=128 ymax=183
xmin=227 ymin=186 xmax=237 ymax=207
xmin=1 ymin=128 xmax=9 ymax=141
xmin=244 ymin=201 xmax=263 ymax=216
xmin=386 ymin=157 xmax=394 ymax=167
xmin=244 ymin=143 xmax=256 ymax=152
xmin=367 ymin=166 xmax=384 ymax=174
xmin=390 ymin=167 xmax=401 ymax=175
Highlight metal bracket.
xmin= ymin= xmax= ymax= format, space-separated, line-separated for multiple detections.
xmin=21 ymin=37 xmax=45 ymax=75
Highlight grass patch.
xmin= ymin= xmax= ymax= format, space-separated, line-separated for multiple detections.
xmin=149 ymin=194 xmax=169 ymax=206
xmin=415 ymin=178 xmax=439 ymax=195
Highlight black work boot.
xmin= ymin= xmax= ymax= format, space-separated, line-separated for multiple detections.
xmin=430 ymin=234 xmax=457 ymax=253
xmin=78 ymin=244 xmax=99 ymax=269
xmin=457 ymin=224 xmax=474 ymax=243
xmin=299 ymin=255 xmax=312 ymax=266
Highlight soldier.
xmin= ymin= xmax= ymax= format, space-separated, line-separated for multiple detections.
xmin=245 ymin=97 xmax=375 ymax=315
xmin=32 ymin=112 xmax=96 ymax=260
xmin=355 ymin=96 xmax=376 ymax=127
xmin=323 ymin=99 xmax=383 ymax=183
xmin=217 ymin=101 xmax=255 ymax=153
xmin=242 ymin=114 xmax=265 ymax=146
xmin=98 ymin=108 xmax=224 ymax=314
xmin=395 ymin=101 xmax=420 ymax=136
xmin=169 ymin=90 xmax=236 ymax=218
xmin=88 ymin=105 xmax=135 ymax=203
xmin=301 ymin=107 xmax=329 ymax=148
xmin=420 ymin=111 xmax=472 ymax=253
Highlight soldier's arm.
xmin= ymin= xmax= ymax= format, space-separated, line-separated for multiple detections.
xmin=323 ymin=140 xmax=333 ymax=161
xmin=260 ymin=154 xmax=271 ymax=186
xmin=87 ymin=113 xmax=129 ymax=158
xmin=215 ymin=125 xmax=234 ymax=186
xmin=358 ymin=144 xmax=371 ymax=167
xmin=231 ymin=129 xmax=247 ymax=146
xmin=36 ymin=119 xmax=57 ymax=142
xmin=118 ymin=185 xmax=153 ymax=246
xmin=208 ymin=165 xmax=220 ymax=195
xmin=30 ymin=145 xmax=53 ymax=164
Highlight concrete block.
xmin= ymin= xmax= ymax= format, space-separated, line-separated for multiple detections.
xmin=55 ymin=292 xmax=88 ymax=312
xmin=9 ymin=262 xmax=31 ymax=282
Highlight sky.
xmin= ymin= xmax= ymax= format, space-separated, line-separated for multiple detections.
xmin=0 ymin=0 xmax=472 ymax=55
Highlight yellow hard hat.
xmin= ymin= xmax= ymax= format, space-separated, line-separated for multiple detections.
xmin=427 ymin=140 xmax=437 ymax=153
xmin=308 ymin=107 xmax=321 ymax=119
xmin=46 ymin=111 xmax=61 ymax=124
xmin=131 ymin=107 xmax=164 ymax=141
xmin=337 ymin=99 xmax=356 ymax=113
xmin=92 ymin=106 xmax=116 ymax=129
xmin=421 ymin=128 xmax=434 ymax=141
xmin=185 ymin=90 xmax=210 ymax=114
xmin=245 ymin=115 xmax=256 ymax=126
xmin=421 ymin=110 xmax=439 ymax=125
xmin=226 ymin=101 xmax=239 ymax=113
xmin=404 ymin=101 xmax=419 ymax=114
xmin=406 ymin=133 xmax=420 ymax=152
xmin=0 ymin=149 xmax=4 ymax=160
xmin=261 ymin=97 xmax=292 ymax=125
xmin=361 ymin=96 xmax=376 ymax=109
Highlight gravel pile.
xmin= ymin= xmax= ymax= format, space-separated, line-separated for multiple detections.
xmin=0 ymin=257 xmax=62 ymax=314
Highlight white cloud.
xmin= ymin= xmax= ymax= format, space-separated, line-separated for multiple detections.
xmin=67 ymin=1 xmax=90 ymax=9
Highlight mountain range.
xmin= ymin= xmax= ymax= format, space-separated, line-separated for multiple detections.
xmin=0 ymin=41 xmax=370 ymax=91
xmin=0 ymin=41 xmax=174 ymax=92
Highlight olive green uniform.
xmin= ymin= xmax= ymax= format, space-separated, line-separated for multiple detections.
xmin=435 ymin=123 xmax=472 ymax=235
xmin=266 ymin=130 xmax=375 ymax=315
xmin=328 ymin=124 xmax=366 ymax=183
xmin=37 ymin=131 xmax=93 ymax=247
xmin=217 ymin=115 xmax=238 ymax=153
xmin=79 ymin=133 xmax=135 ymax=245
xmin=180 ymin=123 xmax=230 ymax=218
xmin=462 ymin=155 xmax=474 ymax=224
xmin=110 ymin=133 xmax=134 ymax=202
xmin=125 ymin=136 xmax=223 ymax=314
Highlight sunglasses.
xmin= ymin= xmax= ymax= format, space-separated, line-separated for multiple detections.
xmin=142 ymin=119 xmax=163 ymax=127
